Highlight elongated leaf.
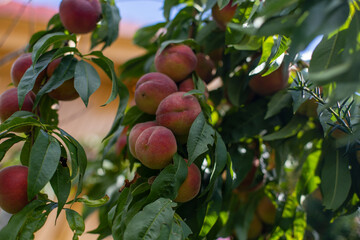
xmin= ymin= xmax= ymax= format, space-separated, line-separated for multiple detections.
xmin=156 ymin=219 xmax=184 ymax=240
xmin=17 ymin=50 xmax=56 ymax=107
xmin=76 ymin=195 xmax=110 ymax=207
xmin=0 ymin=135 xmax=24 ymax=161
xmin=199 ymin=190 xmax=222 ymax=237
xmin=65 ymin=209 xmax=85 ymax=240
xmin=123 ymin=198 xmax=176 ymax=240
xmin=74 ymin=60 xmax=101 ymax=106
xmin=265 ymin=90 xmax=292 ymax=119
xmin=0 ymin=200 xmax=46 ymax=240
xmin=32 ymin=32 xmax=76 ymax=64
xmin=50 ymin=163 xmax=71 ymax=218
xmin=0 ymin=113 xmax=42 ymax=133
xmin=147 ymin=154 xmax=188 ymax=202
xmin=262 ymin=115 xmax=308 ymax=141
xmin=134 ymin=23 xmax=166 ymax=48
xmin=28 ymin=130 xmax=61 ymax=200
xmin=111 ymin=187 xmax=133 ymax=240
xmin=88 ymin=51 xmax=118 ymax=106
xmin=321 ymin=140 xmax=351 ymax=210
xmin=35 ymin=55 xmax=77 ymax=106
xmin=59 ymin=129 xmax=87 ymax=199
xmin=187 ymin=113 xmax=216 ymax=164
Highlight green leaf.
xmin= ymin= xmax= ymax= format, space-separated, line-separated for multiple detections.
xmin=91 ymin=1 xmax=121 ymax=49
xmin=0 ymin=111 xmax=42 ymax=133
xmin=0 ymin=200 xmax=46 ymax=240
xmin=50 ymin=163 xmax=71 ymax=218
xmin=202 ymin=132 xmax=227 ymax=195
xmin=265 ymin=90 xmax=292 ymax=119
xmin=163 ymin=0 xmax=180 ymax=21
xmin=65 ymin=209 xmax=85 ymax=240
xmin=32 ymin=32 xmax=76 ymax=64
xmin=134 ymin=23 xmax=166 ymax=48
xmin=0 ymin=134 xmax=24 ymax=161
xmin=199 ymin=189 xmax=222 ymax=237
xmin=38 ymin=95 xmax=59 ymax=126
xmin=59 ymin=129 xmax=87 ymax=199
xmin=74 ymin=60 xmax=101 ymax=106
xmin=76 ymin=195 xmax=110 ymax=207
xmin=122 ymin=105 xmax=146 ymax=126
xmin=111 ymin=187 xmax=133 ymax=240
xmin=156 ymin=218 xmax=184 ymax=240
xmin=147 ymin=154 xmax=188 ymax=202
xmin=263 ymin=115 xmax=308 ymax=141
xmin=17 ymin=50 xmax=56 ymax=108
xmin=123 ymin=198 xmax=176 ymax=240
xmin=187 ymin=113 xmax=216 ymax=164
xmin=35 ymin=55 xmax=77 ymax=106
xmin=88 ymin=51 xmax=118 ymax=106
xmin=20 ymin=138 xmax=32 ymax=166
xmin=321 ymin=140 xmax=352 ymax=210
xmin=28 ymin=130 xmax=61 ymax=200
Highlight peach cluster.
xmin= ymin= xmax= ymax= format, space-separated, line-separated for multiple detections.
xmin=126 ymin=44 xmax=207 ymax=202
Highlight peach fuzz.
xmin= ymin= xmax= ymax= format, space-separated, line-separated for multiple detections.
xmin=135 ymin=126 xmax=177 ymax=169
xmin=0 ymin=88 xmax=35 ymax=122
xmin=156 ymin=92 xmax=201 ymax=140
xmin=59 ymin=0 xmax=102 ymax=34
xmin=174 ymin=161 xmax=201 ymax=202
xmin=128 ymin=121 xmax=157 ymax=158
xmin=135 ymin=72 xmax=178 ymax=114
xmin=0 ymin=166 xmax=31 ymax=214
xmin=155 ymin=44 xmax=197 ymax=82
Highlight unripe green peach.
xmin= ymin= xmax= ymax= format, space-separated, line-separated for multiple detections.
xmin=174 ymin=161 xmax=201 ymax=202
xmin=59 ymin=0 xmax=102 ymax=34
xmin=155 ymin=44 xmax=197 ymax=82
xmin=135 ymin=126 xmax=177 ymax=169
xmin=0 ymin=166 xmax=31 ymax=214
xmin=128 ymin=121 xmax=157 ymax=158
xmin=212 ymin=0 xmax=237 ymax=30
xmin=11 ymin=53 xmax=46 ymax=93
xmin=195 ymin=53 xmax=215 ymax=83
xmin=156 ymin=92 xmax=201 ymax=141
xmin=135 ymin=72 xmax=178 ymax=114
xmin=0 ymin=88 xmax=35 ymax=122
xmin=46 ymin=58 xmax=79 ymax=101
xmin=249 ymin=65 xmax=289 ymax=96
xmin=256 ymin=196 xmax=277 ymax=225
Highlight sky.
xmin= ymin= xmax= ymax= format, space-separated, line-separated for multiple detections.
xmin=14 ymin=0 xmax=166 ymax=26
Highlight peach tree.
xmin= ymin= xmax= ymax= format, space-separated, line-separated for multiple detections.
xmin=0 ymin=0 xmax=359 ymax=239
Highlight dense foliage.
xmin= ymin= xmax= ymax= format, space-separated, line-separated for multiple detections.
xmin=0 ymin=0 xmax=359 ymax=239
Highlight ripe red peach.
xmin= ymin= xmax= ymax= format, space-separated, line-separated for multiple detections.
xmin=155 ymin=44 xmax=197 ymax=82
xmin=178 ymin=78 xmax=209 ymax=99
xmin=212 ymin=1 xmax=237 ymax=30
xmin=135 ymin=72 xmax=178 ymax=114
xmin=59 ymin=0 xmax=102 ymax=34
xmin=46 ymin=58 xmax=79 ymax=101
xmin=195 ymin=53 xmax=215 ymax=83
xmin=0 ymin=88 xmax=35 ymax=123
xmin=11 ymin=53 xmax=46 ymax=93
xmin=135 ymin=126 xmax=177 ymax=169
xmin=128 ymin=121 xmax=157 ymax=158
xmin=156 ymin=92 xmax=201 ymax=141
xmin=174 ymin=161 xmax=201 ymax=202
xmin=249 ymin=65 xmax=289 ymax=96
xmin=0 ymin=166 xmax=31 ymax=214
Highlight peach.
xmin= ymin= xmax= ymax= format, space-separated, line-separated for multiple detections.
xmin=178 ymin=78 xmax=209 ymax=98
xmin=135 ymin=72 xmax=178 ymax=114
xmin=46 ymin=58 xmax=79 ymax=101
xmin=247 ymin=214 xmax=263 ymax=239
xmin=155 ymin=44 xmax=197 ymax=82
xmin=156 ymin=92 xmax=201 ymax=141
xmin=0 ymin=88 xmax=35 ymax=122
xmin=11 ymin=53 xmax=46 ymax=93
xmin=195 ymin=53 xmax=215 ymax=83
xmin=0 ymin=166 xmax=31 ymax=214
xmin=59 ymin=0 xmax=102 ymax=34
xmin=128 ymin=121 xmax=157 ymax=158
xmin=249 ymin=65 xmax=289 ymax=96
xmin=174 ymin=161 xmax=201 ymax=202
xmin=135 ymin=126 xmax=177 ymax=169
xmin=256 ymin=196 xmax=277 ymax=225
xmin=212 ymin=1 xmax=237 ymax=30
